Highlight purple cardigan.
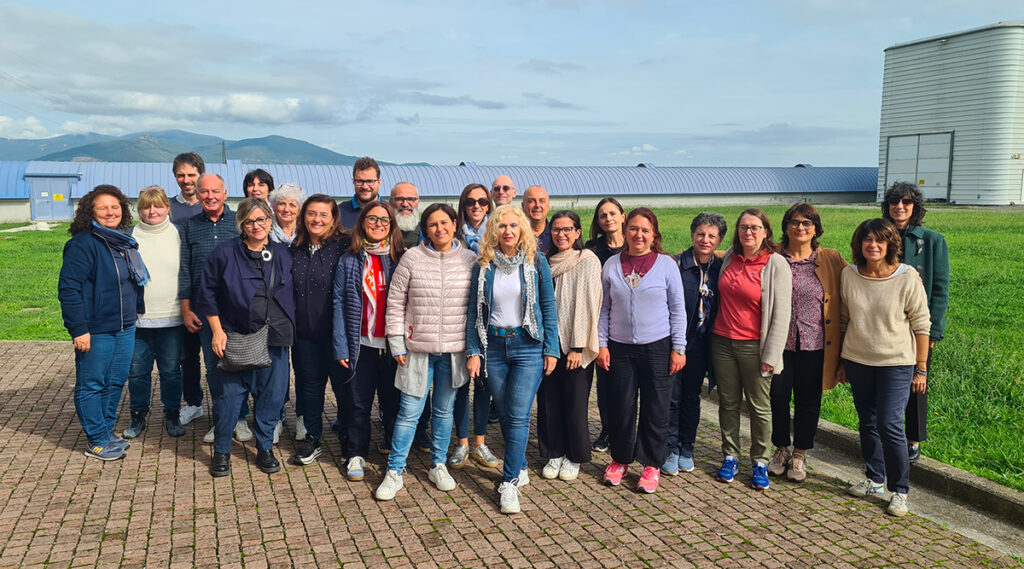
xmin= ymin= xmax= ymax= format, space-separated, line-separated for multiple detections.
xmin=598 ymin=253 xmax=687 ymax=351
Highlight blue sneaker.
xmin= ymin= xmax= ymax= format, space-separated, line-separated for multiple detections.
xmin=84 ymin=443 xmax=126 ymax=461
xmin=752 ymin=462 xmax=770 ymax=490
xmin=661 ymin=452 xmax=679 ymax=476
xmin=678 ymin=454 xmax=695 ymax=472
xmin=107 ymin=434 xmax=130 ymax=451
xmin=717 ymin=456 xmax=739 ymax=483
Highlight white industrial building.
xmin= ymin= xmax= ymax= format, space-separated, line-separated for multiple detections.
xmin=877 ymin=22 xmax=1024 ymax=205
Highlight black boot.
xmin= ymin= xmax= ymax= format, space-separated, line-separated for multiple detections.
xmin=256 ymin=449 xmax=281 ymax=474
xmin=123 ymin=411 xmax=147 ymax=439
xmin=165 ymin=409 xmax=186 ymax=437
xmin=210 ymin=452 xmax=231 ymax=477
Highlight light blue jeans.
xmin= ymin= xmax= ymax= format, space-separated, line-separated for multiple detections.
xmin=485 ymin=334 xmax=544 ymax=483
xmin=388 ymin=354 xmax=460 ymax=473
xmin=74 ymin=327 xmax=135 ymax=446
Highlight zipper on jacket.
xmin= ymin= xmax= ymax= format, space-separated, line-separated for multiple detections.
xmin=438 ymin=249 xmax=446 ymax=354
xmin=97 ymin=233 xmax=127 ymax=332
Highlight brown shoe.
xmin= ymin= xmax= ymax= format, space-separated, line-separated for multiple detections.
xmin=767 ymin=446 xmax=790 ymax=477
xmin=787 ymin=449 xmax=807 ymax=482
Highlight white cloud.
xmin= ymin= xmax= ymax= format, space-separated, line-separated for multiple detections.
xmin=0 ymin=116 xmax=50 ymax=138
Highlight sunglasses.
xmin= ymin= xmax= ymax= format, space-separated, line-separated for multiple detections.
xmin=492 ymin=185 xmax=514 ymax=193
xmin=464 ymin=197 xmax=489 ymax=208
xmin=891 ymin=198 xmax=914 ymax=206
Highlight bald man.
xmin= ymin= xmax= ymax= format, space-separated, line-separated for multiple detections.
xmin=522 ymin=185 xmax=551 ymax=252
xmin=491 ymin=175 xmax=516 ymax=206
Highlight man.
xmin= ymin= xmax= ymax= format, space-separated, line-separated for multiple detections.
xmin=522 ymin=185 xmax=552 ymax=252
xmin=340 ymin=157 xmax=383 ymax=230
xmin=169 ymin=152 xmax=204 ymax=226
xmin=178 ymin=174 xmax=249 ymax=442
xmin=389 ymin=181 xmax=423 ymax=249
xmin=491 ymin=175 xmax=516 ymax=207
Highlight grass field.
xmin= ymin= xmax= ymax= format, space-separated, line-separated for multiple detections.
xmin=1 ymin=206 xmax=1022 ymax=491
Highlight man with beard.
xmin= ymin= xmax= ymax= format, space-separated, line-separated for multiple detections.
xmin=169 ymin=152 xmax=204 ymax=226
xmin=340 ymin=157 xmax=383 ymax=231
xmin=491 ymin=175 xmax=516 ymax=207
xmin=389 ymin=182 xmax=423 ymax=248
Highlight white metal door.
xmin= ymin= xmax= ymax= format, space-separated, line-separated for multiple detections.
xmin=884 ymin=133 xmax=952 ymax=200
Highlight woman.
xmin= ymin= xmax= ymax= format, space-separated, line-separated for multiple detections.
xmin=332 ymin=203 xmax=404 ymax=482
xmin=450 ymin=183 xmax=499 ymax=470
xmin=290 ymin=195 xmax=351 ymax=465
xmin=767 ymin=203 xmax=847 ymax=482
xmin=466 ymin=204 xmax=558 ymax=514
xmin=596 ymin=207 xmax=686 ymax=494
xmin=375 ymin=204 xmax=478 ymax=499
xmin=58 ymin=185 xmax=147 ymax=461
xmin=841 ymin=218 xmax=930 ymax=517
xmin=243 ymin=168 xmax=274 ymax=201
xmin=195 ymin=197 xmax=295 ymax=477
xmin=585 ymin=197 xmax=625 ymax=454
xmin=663 ymin=212 xmax=726 ymax=476
xmin=269 ymin=183 xmax=305 ymax=245
xmin=124 ymin=186 xmax=187 ymax=440
xmin=711 ymin=208 xmax=791 ymax=490
xmin=537 ymin=211 xmax=602 ymax=482
xmin=881 ymin=182 xmax=949 ymax=462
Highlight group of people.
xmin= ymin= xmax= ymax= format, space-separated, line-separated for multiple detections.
xmin=57 ymin=151 xmax=949 ymax=517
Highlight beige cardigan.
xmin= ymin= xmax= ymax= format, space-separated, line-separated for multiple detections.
xmin=719 ymin=248 xmax=793 ymax=375
xmin=550 ymin=249 xmax=603 ymax=367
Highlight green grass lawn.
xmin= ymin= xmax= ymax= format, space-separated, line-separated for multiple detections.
xmin=1 ymin=206 xmax=1022 ymax=492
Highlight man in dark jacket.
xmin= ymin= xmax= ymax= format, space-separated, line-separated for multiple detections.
xmin=340 ymin=156 xmax=382 ymax=231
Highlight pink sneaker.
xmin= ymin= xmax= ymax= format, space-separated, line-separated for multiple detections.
xmin=637 ymin=465 xmax=660 ymax=493
xmin=603 ymin=462 xmax=627 ymax=486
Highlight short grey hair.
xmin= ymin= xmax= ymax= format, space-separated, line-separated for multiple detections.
xmin=690 ymin=212 xmax=728 ymax=239
xmin=269 ymin=183 xmax=306 ymax=210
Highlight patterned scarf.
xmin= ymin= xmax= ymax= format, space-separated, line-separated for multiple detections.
xmin=474 ymin=254 xmax=538 ymax=362
xmin=361 ymin=240 xmax=391 ymax=338
xmin=91 ymin=221 xmax=149 ymax=286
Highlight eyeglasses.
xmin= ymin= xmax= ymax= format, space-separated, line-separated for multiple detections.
xmin=365 ymin=215 xmax=391 ymax=226
xmin=890 ymin=198 xmax=914 ymax=206
xmin=390 ymin=196 xmax=418 ymax=203
xmin=353 ymin=178 xmax=379 ymax=187
xmin=305 ymin=211 xmax=332 ymax=220
xmin=492 ymin=185 xmax=514 ymax=193
xmin=551 ymin=227 xmax=578 ymax=235
xmin=464 ymin=197 xmax=489 ymax=208
xmin=787 ymin=220 xmax=815 ymax=229
xmin=738 ymin=224 xmax=764 ymax=234
xmin=242 ymin=216 xmax=271 ymax=229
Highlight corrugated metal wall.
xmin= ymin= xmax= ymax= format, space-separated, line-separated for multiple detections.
xmin=878 ymin=23 xmax=1024 ymax=205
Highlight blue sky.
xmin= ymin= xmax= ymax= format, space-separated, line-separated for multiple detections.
xmin=0 ymin=1 xmax=1019 ymax=166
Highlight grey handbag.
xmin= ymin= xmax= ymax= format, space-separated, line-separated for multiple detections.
xmin=218 ymin=256 xmax=274 ymax=372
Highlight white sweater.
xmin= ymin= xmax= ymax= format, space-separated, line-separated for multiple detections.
xmin=839 ymin=264 xmax=930 ymax=366
xmin=134 ymin=217 xmax=183 ymax=327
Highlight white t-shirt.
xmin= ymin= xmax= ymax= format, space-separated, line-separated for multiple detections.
xmin=489 ymin=269 xmax=524 ymax=328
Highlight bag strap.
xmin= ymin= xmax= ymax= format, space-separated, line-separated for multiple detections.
xmin=263 ymin=254 xmax=276 ymax=325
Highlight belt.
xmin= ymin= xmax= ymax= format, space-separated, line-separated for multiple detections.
xmin=488 ymin=325 xmax=525 ymax=338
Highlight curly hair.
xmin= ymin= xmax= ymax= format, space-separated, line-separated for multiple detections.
xmin=730 ymin=208 xmax=778 ymax=256
xmin=69 ymin=185 xmax=132 ymax=235
xmin=348 ymin=202 xmax=404 ymax=261
xmin=478 ymin=204 xmax=537 ymax=266
xmin=851 ymin=218 xmax=902 ymax=266
xmin=881 ymin=182 xmax=926 ymax=226
xmin=780 ymin=202 xmax=823 ymax=249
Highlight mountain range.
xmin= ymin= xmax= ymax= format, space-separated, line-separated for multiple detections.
xmin=0 ymin=130 xmax=424 ymax=165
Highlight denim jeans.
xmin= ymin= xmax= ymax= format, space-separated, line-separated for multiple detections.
xmin=211 ymin=346 xmax=290 ymax=453
xmin=844 ymin=359 xmax=913 ymax=494
xmin=485 ymin=333 xmax=544 ymax=483
xmin=294 ymin=336 xmax=346 ymax=439
xmin=454 ymin=379 xmax=490 ymax=439
xmin=389 ymin=354 xmax=461 ymax=472
xmin=127 ymin=326 xmax=184 ymax=414
xmin=181 ymin=327 xmax=203 ymax=407
xmin=74 ymin=327 xmax=135 ymax=446
xmin=198 ymin=319 xmax=248 ymax=422
xmin=667 ymin=333 xmax=709 ymax=459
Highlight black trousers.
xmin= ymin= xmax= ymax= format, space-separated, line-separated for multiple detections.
xmin=606 ymin=337 xmax=674 ymax=467
xmin=343 ymin=346 xmax=399 ymax=458
xmin=594 ymin=366 xmax=612 ymax=438
xmin=904 ymin=346 xmax=932 ymax=442
xmin=537 ymin=357 xmax=593 ymax=464
xmin=770 ymin=349 xmax=824 ymax=450
xmin=180 ymin=327 xmax=203 ymax=407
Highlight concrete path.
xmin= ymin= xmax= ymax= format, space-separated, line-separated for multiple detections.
xmin=0 ymin=341 xmax=1020 ymax=569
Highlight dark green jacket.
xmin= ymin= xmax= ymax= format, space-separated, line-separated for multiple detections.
xmin=900 ymin=225 xmax=949 ymax=341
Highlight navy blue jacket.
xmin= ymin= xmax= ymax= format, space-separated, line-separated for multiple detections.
xmin=58 ymin=230 xmax=145 ymax=338
xmin=194 ymin=238 xmax=295 ymax=336
xmin=332 ymin=249 xmax=398 ymax=375
xmin=676 ymin=247 xmax=722 ymax=388
xmin=290 ymin=237 xmax=349 ymax=340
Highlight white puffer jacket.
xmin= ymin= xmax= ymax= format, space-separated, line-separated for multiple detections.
xmin=386 ymin=242 xmax=477 ymax=354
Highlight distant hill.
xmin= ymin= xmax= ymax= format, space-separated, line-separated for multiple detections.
xmin=196 ymin=135 xmax=362 ymax=165
xmin=0 ymin=133 xmax=117 ymax=161
xmin=37 ymin=135 xmax=189 ymax=162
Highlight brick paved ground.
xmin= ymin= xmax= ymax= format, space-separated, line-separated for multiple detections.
xmin=0 ymin=341 xmax=1020 ymax=569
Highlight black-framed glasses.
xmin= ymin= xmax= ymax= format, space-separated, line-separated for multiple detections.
xmin=787 ymin=220 xmax=815 ymax=229
xmin=464 ymin=197 xmax=489 ymax=208
xmin=551 ymin=226 xmax=578 ymax=235
xmin=365 ymin=215 xmax=391 ymax=226
xmin=242 ymin=216 xmax=271 ymax=229
xmin=353 ymin=178 xmax=379 ymax=187
xmin=390 ymin=196 xmax=418 ymax=203
xmin=738 ymin=224 xmax=764 ymax=234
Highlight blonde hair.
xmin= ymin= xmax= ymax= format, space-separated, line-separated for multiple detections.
xmin=478 ymin=204 xmax=536 ymax=266
xmin=137 ymin=185 xmax=169 ymax=210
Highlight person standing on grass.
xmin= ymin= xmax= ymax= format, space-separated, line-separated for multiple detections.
xmin=766 ymin=203 xmax=846 ymax=482
xmin=881 ymin=182 xmax=949 ymax=463
xmin=58 ymin=185 xmax=147 ymax=461
xmin=841 ymin=218 xmax=930 ymax=517
xmin=123 ymin=186 xmax=187 ymax=440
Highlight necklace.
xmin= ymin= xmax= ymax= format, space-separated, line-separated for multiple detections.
xmin=621 ymin=251 xmax=656 ymax=288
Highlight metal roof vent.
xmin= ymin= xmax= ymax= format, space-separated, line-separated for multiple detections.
xmin=459 ymin=161 xmax=477 ymax=167
xmin=794 ymin=163 xmax=813 ymax=168
xmin=636 ymin=163 xmax=655 ymax=168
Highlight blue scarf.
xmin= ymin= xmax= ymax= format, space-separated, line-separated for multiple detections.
xmin=91 ymin=222 xmax=150 ymax=286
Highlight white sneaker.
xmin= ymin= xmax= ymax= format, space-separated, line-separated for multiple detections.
xmin=559 ymin=460 xmax=580 ymax=481
xmin=375 ymin=469 xmax=404 ymax=500
xmin=295 ymin=416 xmax=307 ymax=441
xmin=203 ymin=426 xmax=216 ymax=443
xmin=234 ymin=420 xmax=253 ymax=442
xmin=499 ymin=481 xmax=521 ymax=514
xmin=347 ymin=456 xmax=366 ymax=481
xmin=887 ymin=492 xmax=909 ymax=517
xmin=272 ymin=420 xmax=283 ymax=444
xmin=847 ymin=478 xmax=885 ymax=499
xmin=518 ymin=468 xmax=530 ymax=487
xmin=542 ymin=456 xmax=564 ymax=479
xmin=179 ymin=405 xmax=204 ymax=426
xmin=429 ymin=463 xmax=457 ymax=491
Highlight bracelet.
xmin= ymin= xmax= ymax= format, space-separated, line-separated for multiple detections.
xmin=914 ymin=367 xmax=928 ymax=377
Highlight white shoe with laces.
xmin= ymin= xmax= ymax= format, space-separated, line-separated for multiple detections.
xmin=375 ymin=469 xmax=404 ymax=500
xmin=542 ymin=456 xmax=564 ymax=479
xmin=295 ymin=416 xmax=307 ymax=441
xmin=429 ymin=463 xmax=457 ymax=491
xmin=559 ymin=460 xmax=580 ymax=481
xmin=272 ymin=420 xmax=283 ymax=444
xmin=203 ymin=426 xmax=216 ymax=443
xmin=518 ymin=468 xmax=530 ymax=487
xmin=887 ymin=492 xmax=909 ymax=517
xmin=499 ymin=481 xmax=521 ymax=514
xmin=179 ymin=405 xmax=204 ymax=426
xmin=234 ymin=420 xmax=253 ymax=442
